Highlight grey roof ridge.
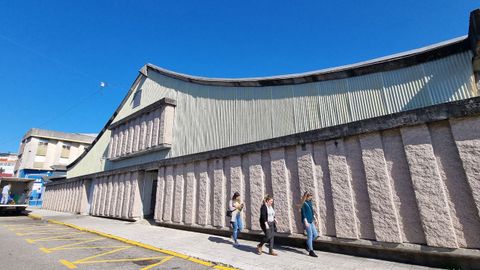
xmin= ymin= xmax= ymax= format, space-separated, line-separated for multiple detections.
xmin=144 ymin=35 xmax=469 ymax=87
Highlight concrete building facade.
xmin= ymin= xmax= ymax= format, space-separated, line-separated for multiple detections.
xmin=15 ymin=128 xmax=96 ymax=206
xmin=42 ymin=9 xmax=480 ymax=268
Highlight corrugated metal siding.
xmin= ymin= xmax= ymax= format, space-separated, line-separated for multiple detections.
xmin=68 ymin=51 xmax=477 ymax=177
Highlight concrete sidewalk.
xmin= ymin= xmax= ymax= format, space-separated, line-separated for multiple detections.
xmin=26 ymin=208 xmax=438 ymax=270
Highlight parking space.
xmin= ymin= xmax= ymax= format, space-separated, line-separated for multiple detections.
xmin=0 ymin=216 xmax=231 ymax=270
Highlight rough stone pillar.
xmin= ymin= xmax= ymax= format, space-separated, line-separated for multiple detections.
xmin=359 ymin=132 xmax=402 ymax=243
xmin=345 ymin=136 xmax=375 ymax=240
xmin=65 ymin=182 xmax=72 ymax=212
xmin=126 ymin=123 xmax=134 ymax=154
xmin=296 ymin=144 xmax=321 ymax=233
xmin=145 ymin=113 xmax=153 ymax=149
xmin=400 ymin=125 xmax=458 ymax=248
xmin=213 ymin=159 xmax=226 ymax=228
xmin=173 ymin=165 xmax=185 ymax=223
xmin=116 ymin=174 xmax=125 ymax=218
xmin=74 ymin=182 xmax=81 ymax=213
xmin=104 ymin=176 xmax=113 ymax=216
xmin=184 ymin=163 xmax=197 ymax=225
xmin=121 ymin=126 xmax=128 ymax=156
xmin=93 ymin=178 xmax=102 ymax=216
xmin=102 ymin=178 xmax=109 ymax=215
xmin=229 ymin=155 xmax=243 ymax=198
xmin=139 ymin=114 xmax=147 ymax=151
xmin=430 ymin=121 xmax=480 ymax=248
xmin=326 ymin=139 xmax=358 ymax=239
xmin=122 ymin=173 xmax=132 ymax=219
xmin=197 ymin=161 xmax=210 ymax=226
xmin=248 ymin=152 xmax=265 ymax=231
xmin=313 ymin=142 xmax=336 ymax=236
xmin=95 ymin=177 xmax=103 ymax=216
xmin=162 ymin=166 xmax=175 ymax=222
xmin=130 ymin=171 xmax=143 ymax=219
xmin=382 ymin=129 xmax=426 ymax=244
xmin=270 ymin=148 xmax=293 ymax=233
xmin=154 ymin=167 xmax=165 ymax=221
xmin=111 ymin=129 xmax=118 ymax=158
xmin=108 ymin=175 xmax=117 ymax=217
xmin=449 ymin=117 xmax=480 ymax=220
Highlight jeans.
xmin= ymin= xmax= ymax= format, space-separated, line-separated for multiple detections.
xmin=232 ymin=214 xmax=243 ymax=242
xmin=305 ymin=222 xmax=318 ymax=251
xmin=259 ymin=221 xmax=275 ymax=253
xmin=1 ymin=194 xmax=8 ymax=204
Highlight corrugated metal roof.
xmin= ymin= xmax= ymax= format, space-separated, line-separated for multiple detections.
xmin=67 ymin=38 xmax=478 ymax=177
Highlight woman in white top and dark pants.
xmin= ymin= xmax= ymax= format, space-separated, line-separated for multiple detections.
xmin=257 ymin=195 xmax=277 ymax=256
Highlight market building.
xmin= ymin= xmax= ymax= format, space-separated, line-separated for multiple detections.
xmin=42 ymin=9 xmax=480 ymax=267
xmin=14 ymin=128 xmax=96 ymax=206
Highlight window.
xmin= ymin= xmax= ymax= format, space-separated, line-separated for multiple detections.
xmin=33 ymin=162 xmax=44 ymax=169
xmin=36 ymin=140 xmax=48 ymax=156
xmin=132 ymin=90 xmax=142 ymax=108
xmin=61 ymin=144 xmax=71 ymax=158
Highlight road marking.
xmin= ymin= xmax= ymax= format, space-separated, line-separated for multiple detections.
xmin=26 ymin=232 xmax=86 ymax=243
xmin=17 ymin=228 xmax=73 ymax=236
xmin=140 ymin=256 xmax=174 ymax=270
xmin=188 ymin=256 xmax=214 ymax=266
xmin=59 ymin=259 xmax=77 ymax=269
xmin=73 ymin=246 xmax=132 ymax=264
xmin=8 ymin=225 xmax=54 ymax=231
xmin=27 ymin=213 xmax=238 ymax=270
xmin=39 ymin=237 xmax=105 ymax=253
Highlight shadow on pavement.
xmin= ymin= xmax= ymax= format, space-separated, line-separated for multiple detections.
xmin=208 ymin=236 xmax=232 ymax=244
xmin=276 ymin=244 xmax=308 ymax=255
xmin=233 ymin=244 xmax=258 ymax=254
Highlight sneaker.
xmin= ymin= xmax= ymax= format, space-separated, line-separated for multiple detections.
xmin=308 ymin=250 xmax=318 ymax=257
xmin=233 ymin=240 xmax=239 ymax=246
xmin=256 ymin=244 xmax=263 ymax=255
xmin=269 ymin=251 xmax=278 ymax=256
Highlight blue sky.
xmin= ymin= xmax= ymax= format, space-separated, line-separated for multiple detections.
xmin=0 ymin=1 xmax=478 ymax=152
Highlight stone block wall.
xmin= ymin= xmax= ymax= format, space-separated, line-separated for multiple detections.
xmin=89 ymin=171 xmax=144 ymax=220
xmin=153 ymin=116 xmax=480 ymax=249
xmin=44 ymin=98 xmax=480 ymax=252
xmin=42 ymin=179 xmax=89 ymax=214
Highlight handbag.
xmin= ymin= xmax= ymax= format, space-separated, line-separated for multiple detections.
xmin=226 ymin=209 xmax=232 ymax=217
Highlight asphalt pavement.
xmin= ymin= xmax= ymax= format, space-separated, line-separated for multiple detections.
xmin=0 ymin=215 xmax=222 ymax=270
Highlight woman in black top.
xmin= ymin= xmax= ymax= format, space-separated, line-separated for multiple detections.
xmin=257 ymin=194 xmax=277 ymax=256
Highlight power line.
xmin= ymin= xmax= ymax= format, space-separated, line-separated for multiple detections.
xmin=0 ymin=33 xmax=130 ymax=150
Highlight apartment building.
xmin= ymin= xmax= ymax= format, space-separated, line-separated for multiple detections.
xmin=14 ymin=128 xmax=96 ymax=205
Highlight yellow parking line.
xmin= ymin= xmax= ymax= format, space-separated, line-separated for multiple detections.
xmin=141 ymin=256 xmax=174 ymax=270
xmin=48 ymin=245 xmax=131 ymax=252
xmin=28 ymin=213 xmax=238 ymax=270
xmin=77 ymin=256 xmax=170 ymax=264
xmin=26 ymin=232 xmax=85 ymax=243
xmin=29 ymin=214 xmax=43 ymax=220
xmin=59 ymin=259 xmax=77 ymax=269
xmin=188 ymin=256 xmax=213 ymax=266
xmin=9 ymin=225 xmax=55 ymax=231
xmin=17 ymin=228 xmax=73 ymax=236
xmin=73 ymin=246 xmax=132 ymax=263
xmin=39 ymin=237 xmax=105 ymax=253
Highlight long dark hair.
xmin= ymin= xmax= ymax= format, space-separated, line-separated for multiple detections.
xmin=232 ymin=192 xmax=240 ymax=201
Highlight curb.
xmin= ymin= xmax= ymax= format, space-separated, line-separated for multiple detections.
xmin=27 ymin=213 xmax=237 ymax=270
